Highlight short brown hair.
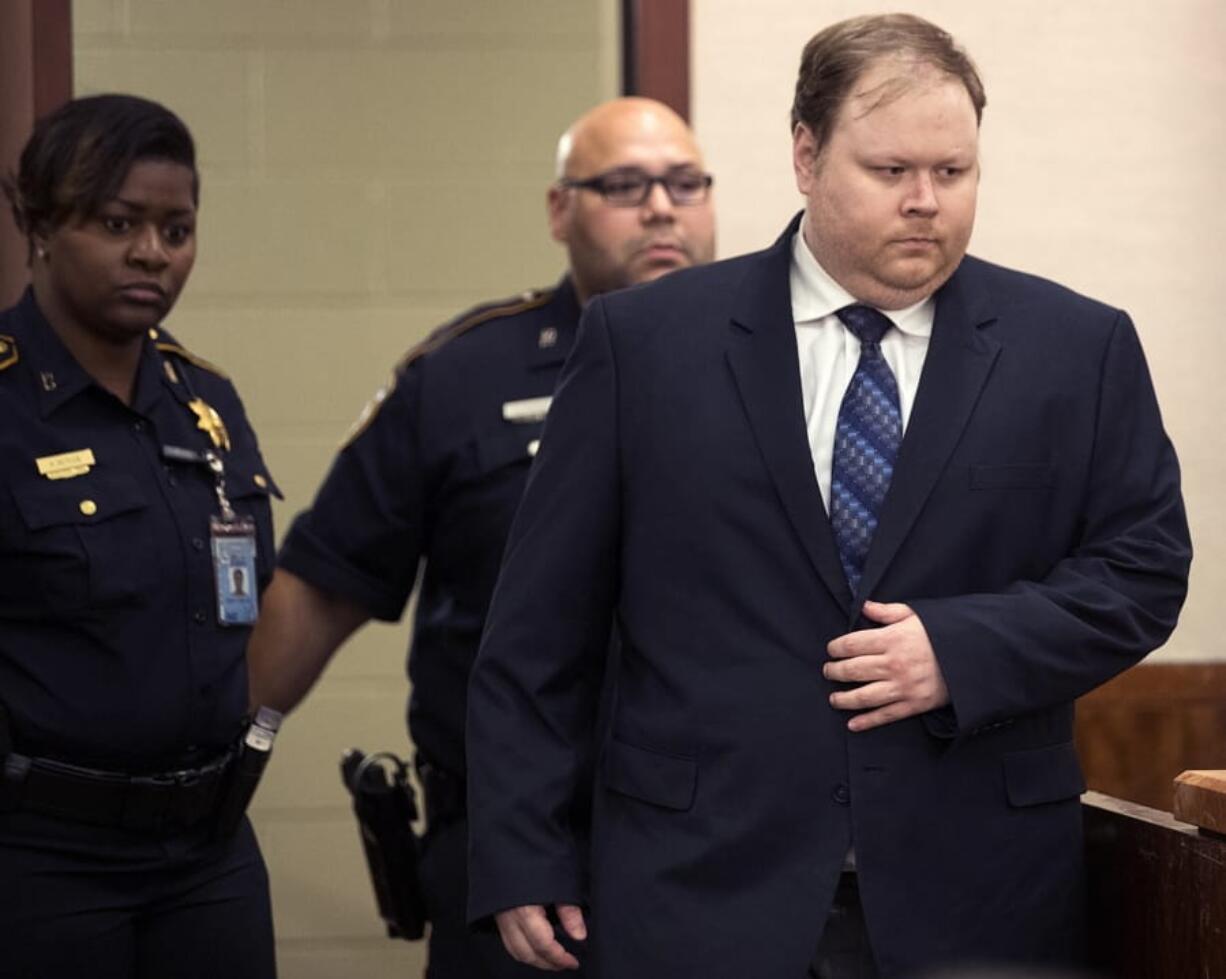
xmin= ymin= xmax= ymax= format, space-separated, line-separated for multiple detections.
xmin=791 ymin=14 xmax=986 ymax=153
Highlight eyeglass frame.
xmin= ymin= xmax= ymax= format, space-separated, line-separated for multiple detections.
xmin=557 ymin=167 xmax=715 ymax=207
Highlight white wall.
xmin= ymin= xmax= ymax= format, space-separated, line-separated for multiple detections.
xmin=693 ymin=0 xmax=1226 ymax=661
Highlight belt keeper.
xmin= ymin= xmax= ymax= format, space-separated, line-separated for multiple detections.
xmin=4 ymin=753 xmax=31 ymax=783
xmin=0 ymin=753 xmax=30 ymax=811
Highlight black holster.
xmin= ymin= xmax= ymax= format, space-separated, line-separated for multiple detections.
xmin=211 ymin=739 xmax=267 ymax=839
xmin=340 ymin=748 xmax=429 ymax=940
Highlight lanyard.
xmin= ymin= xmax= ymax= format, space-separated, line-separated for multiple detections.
xmin=156 ymin=345 xmax=259 ymax=626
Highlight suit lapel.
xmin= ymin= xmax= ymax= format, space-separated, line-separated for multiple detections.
xmin=726 ymin=218 xmax=853 ymax=611
xmin=857 ymin=260 xmax=1001 ymax=599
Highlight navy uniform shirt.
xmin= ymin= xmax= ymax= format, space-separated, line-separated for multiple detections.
xmin=279 ymin=277 xmax=582 ymax=775
xmin=0 ymin=289 xmax=279 ymax=770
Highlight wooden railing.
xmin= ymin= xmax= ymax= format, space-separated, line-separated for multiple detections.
xmin=1083 ymin=773 xmax=1226 ymax=978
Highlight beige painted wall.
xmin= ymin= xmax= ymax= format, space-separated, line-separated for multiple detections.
xmin=73 ymin=2 xmax=618 ymax=975
xmin=693 ymin=0 xmax=1226 ymax=662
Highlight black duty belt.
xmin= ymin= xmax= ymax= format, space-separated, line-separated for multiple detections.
xmin=0 ymin=750 xmax=234 ymax=833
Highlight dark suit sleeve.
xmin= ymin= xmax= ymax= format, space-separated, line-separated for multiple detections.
xmin=911 ymin=311 xmax=1191 ymax=735
xmin=466 ymin=298 xmax=620 ymax=922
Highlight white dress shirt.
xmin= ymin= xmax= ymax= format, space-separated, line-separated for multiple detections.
xmin=790 ymin=218 xmax=935 ymax=510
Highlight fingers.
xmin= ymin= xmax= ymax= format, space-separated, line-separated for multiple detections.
xmin=823 ymin=605 xmax=949 ymax=730
xmin=846 ymin=701 xmax=915 ymax=732
xmin=823 ymin=653 xmax=891 ymax=685
xmin=859 ymin=600 xmax=914 ymax=625
xmin=556 ymin=904 xmax=588 ymax=942
xmin=495 ymin=905 xmax=581 ymax=971
xmin=828 ymin=679 xmax=898 ymax=712
xmin=826 ymin=603 xmax=914 ymax=659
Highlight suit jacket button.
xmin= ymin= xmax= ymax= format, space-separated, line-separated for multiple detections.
xmin=832 ymin=783 xmax=851 ymax=806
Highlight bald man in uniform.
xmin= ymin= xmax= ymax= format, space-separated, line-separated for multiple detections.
xmin=246 ymin=98 xmax=716 ymax=978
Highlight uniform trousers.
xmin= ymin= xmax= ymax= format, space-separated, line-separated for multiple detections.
xmin=0 ymin=811 xmax=275 ymax=979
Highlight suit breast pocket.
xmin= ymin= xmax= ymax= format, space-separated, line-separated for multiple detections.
xmin=969 ymin=464 xmax=1054 ymax=491
xmin=6 ymin=471 xmax=162 ymax=613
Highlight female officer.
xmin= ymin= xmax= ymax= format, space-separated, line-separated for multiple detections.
xmin=0 ymin=95 xmax=278 ymax=977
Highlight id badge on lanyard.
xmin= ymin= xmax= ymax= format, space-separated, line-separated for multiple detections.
xmin=205 ymin=451 xmax=259 ymax=626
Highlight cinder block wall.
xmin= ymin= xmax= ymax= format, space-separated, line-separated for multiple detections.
xmin=73 ymin=2 xmax=618 ymax=975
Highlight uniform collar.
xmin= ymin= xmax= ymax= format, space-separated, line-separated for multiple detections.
xmin=525 ymin=274 xmax=583 ymax=370
xmin=14 ymin=287 xmax=165 ymax=419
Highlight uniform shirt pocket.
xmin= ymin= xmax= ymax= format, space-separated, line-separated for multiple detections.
xmin=473 ymin=425 xmax=543 ymax=478
xmin=221 ymin=455 xmax=280 ymax=583
xmin=7 ymin=471 xmax=160 ymax=612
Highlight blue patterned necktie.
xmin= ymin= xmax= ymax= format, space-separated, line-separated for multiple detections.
xmin=830 ymin=304 xmax=902 ymax=593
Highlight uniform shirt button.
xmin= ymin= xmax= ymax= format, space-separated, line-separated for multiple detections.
xmin=193 ymin=609 xmax=207 ymax=624
xmin=133 ymin=420 xmax=146 ymax=433
xmin=832 ymin=783 xmax=851 ymax=806
xmin=192 ymin=537 xmax=205 ymax=551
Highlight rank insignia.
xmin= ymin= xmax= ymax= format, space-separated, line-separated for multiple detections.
xmin=0 ymin=335 xmax=17 ymax=371
xmin=188 ymin=398 xmax=232 ymax=451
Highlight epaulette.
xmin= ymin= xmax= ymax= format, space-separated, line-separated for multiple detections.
xmin=395 ymin=286 xmax=555 ymax=374
xmin=0 ymin=335 xmax=17 ymax=372
xmin=340 ymin=286 xmax=554 ymax=449
xmin=154 ymin=337 xmax=230 ymax=381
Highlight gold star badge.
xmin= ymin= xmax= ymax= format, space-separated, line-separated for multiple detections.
xmin=188 ymin=398 xmax=231 ymax=451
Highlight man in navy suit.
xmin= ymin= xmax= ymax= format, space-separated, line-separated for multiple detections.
xmin=466 ymin=13 xmax=1190 ymax=978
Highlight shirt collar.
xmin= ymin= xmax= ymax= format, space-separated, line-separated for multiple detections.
xmin=15 ymin=289 xmax=96 ymax=417
xmin=15 ymin=287 xmax=164 ymax=418
xmin=526 ymin=273 xmax=584 ymax=370
xmin=789 ymin=214 xmax=934 ymax=337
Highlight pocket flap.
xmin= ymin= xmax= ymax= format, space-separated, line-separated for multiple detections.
xmin=12 ymin=471 xmax=149 ymax=530
xmin=224 ymin=454 xmax=282 ymax=500
xmin=1002 ymin=741 xmax=1085 ymax=807
xmin=475 ymin=426 xmax=541 ymax=475
xmin=603 ymin=738 xmax=697 ymax=811
xmin=970 ymin=464 xmax=1054 ymax=490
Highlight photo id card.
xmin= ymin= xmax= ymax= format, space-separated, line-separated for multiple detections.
xmin=210 ymin=515 xmax=259 ymax=625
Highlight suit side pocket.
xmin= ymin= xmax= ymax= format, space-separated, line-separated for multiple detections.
xmin=1002 ymin=741 xmax=1086 ymax=807
xmin=603 ymin=737 xmax=697 ymax=812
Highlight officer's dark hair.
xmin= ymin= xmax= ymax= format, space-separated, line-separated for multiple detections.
xmin=2 ymin=93 xmax=198 ymax=261
xmin=791 ymin=13 xmax=986 ymax=156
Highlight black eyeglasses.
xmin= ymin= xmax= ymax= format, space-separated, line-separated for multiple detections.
xmin=558 ymin=167 xmax=714 ymax=207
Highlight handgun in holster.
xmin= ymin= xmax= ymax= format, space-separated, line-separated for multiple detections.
xmin=340 ymin=747 xmax=429 ymax=940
